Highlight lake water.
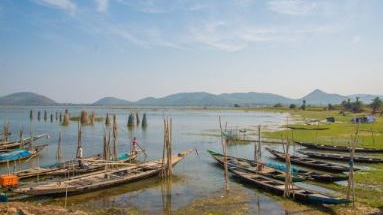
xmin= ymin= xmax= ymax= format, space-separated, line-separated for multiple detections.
xmin=0 ymin=106 xmax=333 ymax=214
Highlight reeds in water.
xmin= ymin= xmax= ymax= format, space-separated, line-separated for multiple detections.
xmin=80 ymin=109 xmax=90 ymax=125
xmin=127 ymin=113 xmax=135 ymax=127
xmin=105 ymin=113 xmax=111 ymax=127
xmin=63 ymin=112 xmax=70 ymax=126
xmin=142 ymin=113 xmax=148 ymax=128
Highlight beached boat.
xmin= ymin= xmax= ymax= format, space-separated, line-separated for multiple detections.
xmin=295 ymin=141 xmax=383 ymax=153
xmin=265 ymin=162 xmax=348 ymax=183
xmin=15 ymin=151 xmax=138 ymax=180
xmin=208 ymin=150 xmax=347 ymax=183
xmin=207 ymin=150 xmax=304 ymax=182
xmin=266 ymin=148 xmax=357 ymax=173
xmin=298 ymin=151 xmax=383 ymax=163
xmin=231 ymin=168 xmax=351 ymax=205
xmin=0 ymin=145 xmax=48 ymax=164
xmin=0 ymin=134 xmax=49 ymax=151
xmin=13 ymin=149 xmax=192 ymax=196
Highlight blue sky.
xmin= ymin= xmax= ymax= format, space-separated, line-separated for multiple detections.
xmin=0 ymin=0 xmax=382 ymax=103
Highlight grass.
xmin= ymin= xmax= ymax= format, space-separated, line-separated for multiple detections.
xmin=260 ymin=107 xmax=383 ymax=209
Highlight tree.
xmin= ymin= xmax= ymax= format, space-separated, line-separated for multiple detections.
xmin=328 ymin=103 xmax=335 ymax=110
xmin=370 ymin=97 xmax=383 ymax=114
xmin=274 ymin=103 xmax=283 ymax=108
xmin=352 ymin=97 xmax=363 ymax=113
xmin=301 ymin=100 xmax=306 ymax=110
xmin=289 ymin=104 xmax=297 ymax=109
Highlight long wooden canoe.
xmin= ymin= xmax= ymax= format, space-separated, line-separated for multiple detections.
xmin=295 ymin=141 xmax=383 ymax=153
xmin=13 ymin=149 xmax=192 ymax=196
xmin=266 ymin=162 xmax=348 ymax=183
xmin=15 ymin=151 xmax=139 ymax=180
xmin=298 ymin=151 xmax=383 ymax=163
xmin=0 ymin=144 xmax=48 ymax=164
xmin=207 ymin=150 xmax=304 ymax=182
xmin=231 ymin=168 xmax=351 ymax=205
xmin=0 ymin=134 xmax=49 ymax=151
xmin=266 ymin=148 xmax=357 ymax=173
xmin=208 ymin=150 xmax=347 ymax=183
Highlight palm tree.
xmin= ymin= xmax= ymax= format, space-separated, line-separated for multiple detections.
xmin=370 ymin=97 xmax=383 ymax=114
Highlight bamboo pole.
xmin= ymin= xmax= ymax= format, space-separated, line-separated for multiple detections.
xmin=30 ymin=110 xmax=33 ymax=121
xmin=44 ymin=110 xmax=47 ymax=121
xmin=219 ymin=116 xmax=229 ymax=192
xmin=105 ymin=113 xmax=111 ymax=127
xmin=57 ymin=132 xmax=63 ymax=163
xmin=18 ymin=127 xmax=24 ymax=148
xmin=112 ymin=114 xmax=118 ymax=161
xmin=347 ymin=123 xmax=359 ymax=207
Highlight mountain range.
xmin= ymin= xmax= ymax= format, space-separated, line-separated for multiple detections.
xmin=0 ymin=90 xmax=382 ymax=106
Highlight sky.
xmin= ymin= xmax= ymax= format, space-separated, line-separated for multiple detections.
xmin=0 ymin=0 xmax=382 ymax=103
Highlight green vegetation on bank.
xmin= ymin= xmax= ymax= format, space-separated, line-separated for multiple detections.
xmin=259 ymin=106 xmax=383 ymax=208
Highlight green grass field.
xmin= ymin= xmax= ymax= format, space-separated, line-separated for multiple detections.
xmin=259 ymin=107 xmax=383 ymax=209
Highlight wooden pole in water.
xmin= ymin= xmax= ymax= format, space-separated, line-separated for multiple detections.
xmin=19 ymin=127 xmax=24 ymax=148
xmin=257 ymin=125 xmax=262 ymax=162
xmin=105 ymin=113 xmax=111 ymax=127
xmin=347 ymin=123 xmax=359 ymax=207
xmin=44 ymin=110 xmax=47 ymax=121
xmin=30 ymin=110 xmax=33 ymax=121
xmin=3 ymin=121 xmax=9 ymax=142
xmin=57 ymin=132 xmax=63 ymax=163
xmin=112 ymin=114 xmax=118 ymax=161
xmin=142 ymin=113 xmax=148 ymax=128
xmin=283 ymin=137 xmax=294 ymax=198
xmin=219 ymin=116 xmax=229 ymax=192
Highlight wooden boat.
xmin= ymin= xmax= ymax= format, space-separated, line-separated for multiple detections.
xmin=287 ymin=126 xmax=329 ymax=130
xmin=208 ymin=150 xmax=347 ymax=183
xmin=207 ymin=150 xmax=304 ymax=182
xmin=15 ymin=151 xmax=139 ymax=180
xmin=266 ymin=162 xmax=348 ymax=183
xmin=231 ymin=168 xmax=351 ymax=205
xmin=0 ymin=145 xmax=48 ymax=164
xmin=266 ymin=148 xmax=357 ymax=173
xmin=295 ymin=141 xmax=383 ymax=153
xmin=298 ymin=151 xmax=383 ymax=163
xmin=0 ymin=134 xmax=49 ymax=151
xmin=13 ymin=149 xmax=192 ymax=196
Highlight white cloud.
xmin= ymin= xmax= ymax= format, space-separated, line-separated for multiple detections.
xmin=94 ymin=0 xmax=110 ymax=12
xmin=268 ymin=0 xmax=318 ymax=16
xmin=31 ymin=0 xmax=76 ymax=15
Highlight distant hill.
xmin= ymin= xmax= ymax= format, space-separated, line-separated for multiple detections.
xmin=218 ymin=92 xmax=294 ymax=105
xmin=1 ymin=90 xmax=382 ymax=106
xmin=301 ymin=89 xmax=348 ymax=105
xmin=93 ymin=97 xmax=132 ymax=106
xmin=136 ymin=92 xmax=230 ymax=106
xmin=0 ymin=92 xmax=57 ymax=106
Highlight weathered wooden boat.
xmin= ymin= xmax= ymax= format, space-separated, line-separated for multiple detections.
xmin=265 ymin=162 xmax=348 ymax=183
xmin=0 ymin=134 xmax=49 ymax=151
xmin=231 ymin=168 xmax=351 ymax=205
xmin=13 ymin=149 xmax=192 ymax=196
xmin=266 ymin=148 xmax=357 ymax=173
xmin=287 ymin=126 xmax=329 ymax=131
xmin=295 ymin=141 xmax=383 ymax=153
xmin=299 ymin=151 xmax=383 ymax=163
xmin=15 ymin=151 xmax=139 ymax=180
xmin=207 ymin=150 xmax=304 ymax=182
xmin=0 ymin=145 xmax=48 ymax=164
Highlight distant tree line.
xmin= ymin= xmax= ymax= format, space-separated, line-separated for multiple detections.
xmin=273 ymin=96 xmax=383 ymax=114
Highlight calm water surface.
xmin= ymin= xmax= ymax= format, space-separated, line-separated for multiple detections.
xmin=0 ymin=106 xmax=331 ymax=214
